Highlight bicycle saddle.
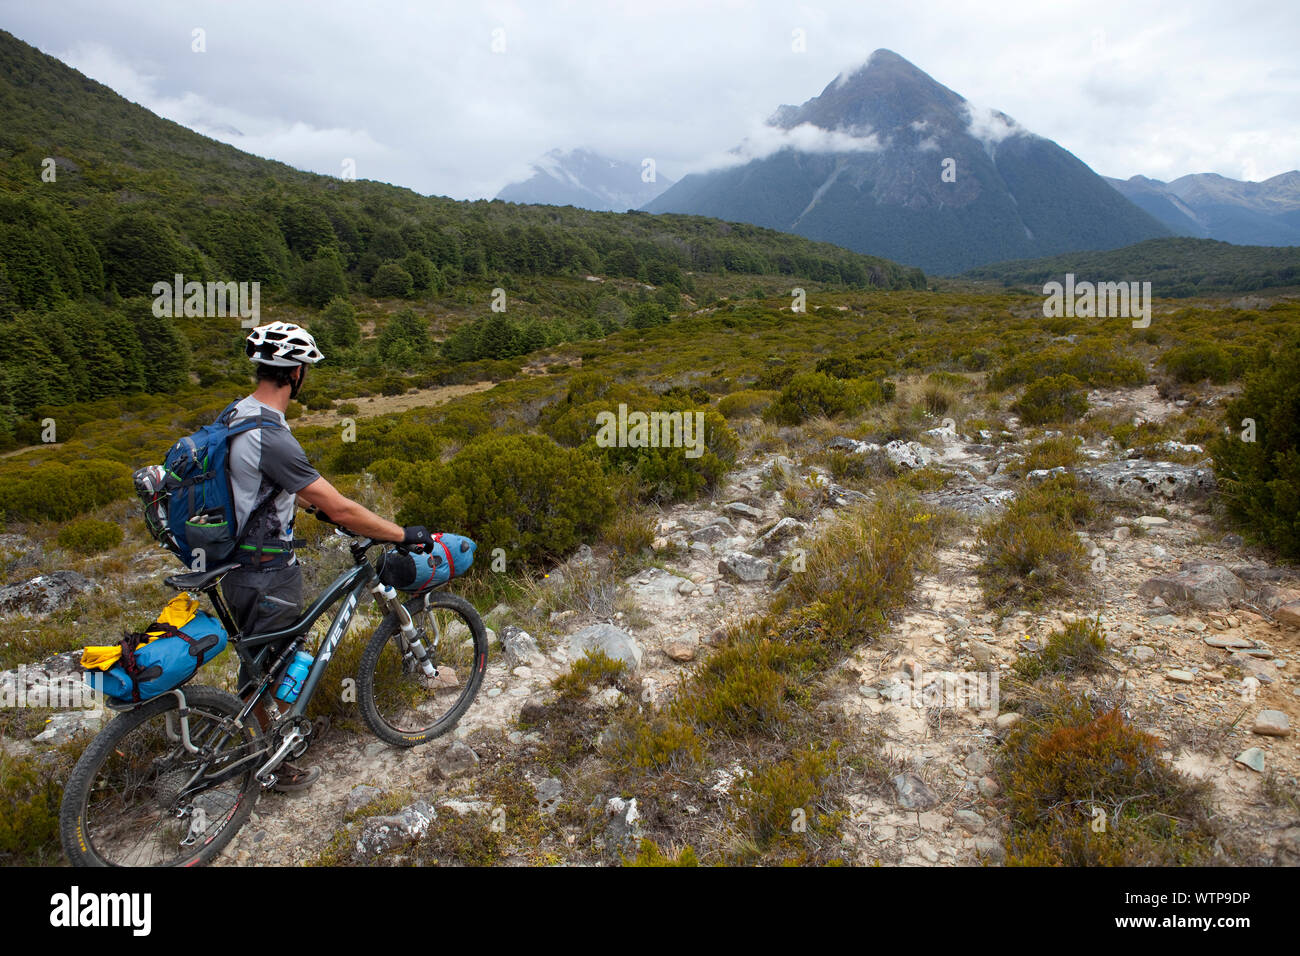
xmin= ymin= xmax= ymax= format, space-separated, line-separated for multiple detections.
xmin=164 ymin=561 xmax=243 ymax=592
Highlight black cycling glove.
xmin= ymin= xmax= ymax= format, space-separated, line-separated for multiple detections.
xmin=402 ymin=525 xmax=435 ymax=552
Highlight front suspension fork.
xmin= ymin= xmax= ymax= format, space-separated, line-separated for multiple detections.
xmin=370 ymin=581 xmax=437 ymax=677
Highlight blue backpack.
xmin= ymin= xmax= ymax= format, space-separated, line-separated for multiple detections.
xmin=143 ymin=401 xmax=284 ymax=568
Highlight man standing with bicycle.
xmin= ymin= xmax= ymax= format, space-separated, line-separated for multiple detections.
xmin=229 ymin=322 xmax=438 ymax=791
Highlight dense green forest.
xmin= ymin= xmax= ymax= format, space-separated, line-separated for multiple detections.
xmin=961 ymin=237 xmax=1300 ymax=296
xmin=0 ymin=28 xmax=926 ymax=445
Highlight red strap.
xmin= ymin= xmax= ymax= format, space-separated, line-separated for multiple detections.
xmin=433 ymin=533 xmax=455 ymax=576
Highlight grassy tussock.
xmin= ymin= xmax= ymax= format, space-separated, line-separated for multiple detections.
xmin=977 ymin=475 xmax=1096 ymax=608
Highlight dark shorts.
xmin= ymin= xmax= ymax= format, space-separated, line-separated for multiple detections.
xmin=220 ymin=562 xmax=303 ymax=693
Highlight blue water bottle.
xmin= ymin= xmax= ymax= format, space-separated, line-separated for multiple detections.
xmin=275 ymin=651 xmax=314 ymax=703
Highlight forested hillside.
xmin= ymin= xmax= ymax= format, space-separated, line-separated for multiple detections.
xmin=0 ymin=27 xmax=923 ymax=445
xmin=962 ymin=238 xmax=1300 ymax=297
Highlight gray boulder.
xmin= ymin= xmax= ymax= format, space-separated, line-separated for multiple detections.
xmin=568 ymin=623 xmax=642 ymax=672
xmin=433 ymin=741 xmax=480 ymax=779
xmin=1138 ymin=564 xmax=1247 ymax=609
xmin=1080 ymin=460 xmax=1216 ymax=500
xmin=691 ymin=518 xmax=737 ymax=544
xmin=500 ymin=625 xmax=545 ymax=668
xmin=884 ymin=440 xmax=932 ymax=470
xmin=723 ymin=501 xmax=764 ymax=522
xmin=354 ymin=800 xmax=436 ymax=857
xmin=603 ymin=796 xmax=642 ymax=858
xmin=32 ymin=710 xmax=102 ymax=745
xmin=718 ymin=551 xmax=773 ymax=583
xmin=891 ymin=772 xmax=939 ymax=811
xmin=344 ymin=784 xmax=384 ymax=817
xmin=751 ymin=517 xmax=806 ymax=553
xmin=0 ymin=571 xmax=92 ymax=615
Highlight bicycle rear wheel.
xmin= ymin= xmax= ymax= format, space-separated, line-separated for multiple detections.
xmin=59 ymin=684 xmax=263 ymax=867
xmin=357 ymin=592 xmax=488 ymax=747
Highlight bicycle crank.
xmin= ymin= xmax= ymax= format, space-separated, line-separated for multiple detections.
xmin=255 ymin=724 xmax=309 ymax=788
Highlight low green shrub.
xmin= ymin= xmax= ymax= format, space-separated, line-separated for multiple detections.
xmin=1013 ymin=618 xmax=1108 ymax=681
xmin=1210 ymin=336 xmax=1300 ymax=556
xmin=56 ymin=516 xmax=123 ymax=553
xmin=395 ymin=432 xmax=613 ymax=568
xmin=1012 ymin=374 xmax=1088 ymax=425
xmin=0 ymin=458 xmax=132 ymax=522
xmin=717 ymin=389 xmax=778 ymax=420
xmin=764 ymin=372 xmax=887 ymax=426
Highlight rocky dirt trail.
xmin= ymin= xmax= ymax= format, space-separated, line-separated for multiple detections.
xmin=3 ymin=381 xmax=1298 ymax=865
xmin=211 ymin=453 xmax=799 ymax=865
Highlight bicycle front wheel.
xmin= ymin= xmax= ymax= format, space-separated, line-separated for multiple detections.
xmin=357 ymin=591 xmax=488 ymax=747
xmin=59 ymin=684 xmax=263 ymax=867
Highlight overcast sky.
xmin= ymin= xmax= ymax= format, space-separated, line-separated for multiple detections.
xmin=3 ymin=0 xmax=1297 ymax=199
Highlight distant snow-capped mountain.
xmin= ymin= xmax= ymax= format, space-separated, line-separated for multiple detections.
xmin=496 ymin=149 xmax=674 ymax=212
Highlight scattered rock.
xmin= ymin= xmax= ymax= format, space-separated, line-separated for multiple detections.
xmin=723 ymin=502 xmax=763 ymax=522
xmin=751 ymin=517 xmax=806 ymax=553
xmin=718 ymin=551 xmax=773 ymax=583
xmin=921 ymin=481 xmax=1017 ymax=519
xmin=974 ymin=837 xmax=1006 ymax=864
xmin=589 ymin=687 xmax=625 ymax=709
xmin=603 ymin=796 xmax=642 ymax=857
xmin=519 ymin=696 xmax=547 ymax=723
xmin=1166 ymin=669 xmax=1195 ymax=683
xmin=664 ymin=631 xmax=698 ymax=662
xmin=1081 ymin=461 xmax=1215 ymax=501
xmin=883 ymin=440 xmax=932 ymax=470
xmin=963 ymin=751 xmax=992 ymax=776
xmin=1253 ymin=710 xmax=1291 ymax=737
xmin=433 ymin=741 xmax=479 ymax=779
xmin=345 ymin=784 xmax=384 ymax=817
xmin=354 ymin=800 xmax=436 ymax=858
xmin=500 ymin=625 xmax=546 ymax=668
xmin=1139 ymin=564 xmax=1247 ymax=610
xmin=32 ymin=710 xmax=102 ymax=745
xmin=1204 ymin=636 xmax=1255 ymax=650
xmin=690 ymin=518 xmax=737 ymax=544
xmin=568 ymin=623 xmax=643 ymax=672
xmin=995 ymin=712 xmax=1021 ymax=731
xmin=891 ymin=773 xmax=939 ymax=811
xmin=954 ymin=809 xmax=985 ymax=832
xmin=1275 ymin=600 xmax=1300 ymax=629
xmin=534 ymin=777 xmax=563 ymax=815
xmin=0 ymin=571 xmax=92 ymax=615
xmin=1234 ymin=748 xmax=1266 ymax=772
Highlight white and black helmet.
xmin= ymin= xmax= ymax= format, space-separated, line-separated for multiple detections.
xmin=245 ymin=322 xmax=324 ymax=367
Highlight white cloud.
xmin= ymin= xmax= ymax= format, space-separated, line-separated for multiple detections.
xmin=962 ymin=103 xmax=1023 ymax=147
xmin=0 ymin=0 xmax=1293 ymax=198
xmin=57 ymin=41 xmax=395 ymax=183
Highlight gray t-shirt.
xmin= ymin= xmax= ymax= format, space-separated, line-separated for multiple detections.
xmin=227 ymin=396 xmax=320 ymax=563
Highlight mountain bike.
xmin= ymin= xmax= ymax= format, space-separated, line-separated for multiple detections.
xmin=58 ymin=527 xmax=488 ymax=867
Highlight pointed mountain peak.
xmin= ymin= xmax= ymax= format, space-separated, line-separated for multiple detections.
xmin=771 ymin=50 xmax=968 ymax=134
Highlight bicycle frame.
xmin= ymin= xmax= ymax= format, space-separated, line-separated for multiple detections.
xmin=208 ymin=558 xmax=377 ymax=720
